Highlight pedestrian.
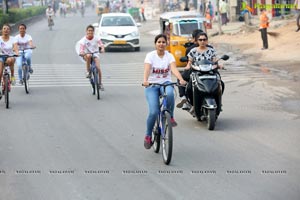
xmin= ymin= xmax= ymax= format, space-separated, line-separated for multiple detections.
xmin=219 ymin=0 xmax=229 ymax=25
xmin=295 ymin=0 xmax=300 ymax=32
xmin=142 ymin=34 xmax=186 ymax=149
xmin=141 ymin=2 xmax=146 ymax=22
xmin=205 ymin=1 xmax=214 ymax=29
xmin=259 ymin=8 xmax=269 ymax=50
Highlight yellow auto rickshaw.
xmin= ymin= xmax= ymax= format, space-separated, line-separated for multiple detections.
xmin=159 ymin=11 xmax=207 ymax=67
xmin=96 ymin=0 xmax=109 ymax=16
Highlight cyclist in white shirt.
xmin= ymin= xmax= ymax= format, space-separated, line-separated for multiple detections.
xmin=142 ymin=34 xmax=186 ymax=149
xmin=46 ymin=4 xmax=54 ymax=26
xmin=14 ymin=24 xmax=36 ymax=85
xmin=79 ymin=25 xmax=105 ymax=90
xmin=0 ymin=24 xmax=19 ymax=98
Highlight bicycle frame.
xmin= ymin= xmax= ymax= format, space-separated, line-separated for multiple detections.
xmin=152 ymin=82 xmax=177 ymax=138
xmin=81 ymin=51 xmax=100 ymax=99
xmin=158 ymin=90 xmax=170 ymax=139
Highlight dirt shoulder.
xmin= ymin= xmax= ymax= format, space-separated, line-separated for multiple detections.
xmin=210 ymin=20 xmax=300 ymax=95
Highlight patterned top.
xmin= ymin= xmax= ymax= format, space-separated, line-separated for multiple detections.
xmin=187 ymin=47 xmax=216 ymax=64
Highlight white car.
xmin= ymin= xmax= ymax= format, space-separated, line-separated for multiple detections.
xmin=94 ymin=13 xmax=141 ymax=51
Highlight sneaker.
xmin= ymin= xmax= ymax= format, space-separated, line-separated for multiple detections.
xmin=182 ymin=103 xmax=191 ymax=110
xmin=86 ymin=72 xmax=91 ymax=78
xmin=99 ymin=83 xmax=104 ymax=91
xmin=144 ymin=135 xmax=152 ymax=149
xmin=189 ymin=106 xmax=195 ymax=117
xmin=170 ymin=117 xmax=177 ymax=127
xmin=19 ymin=80 xmax=23 ymax=85
xmin=0 ymin=91 xmax=2 ymax=100
xmin=29 ymin=67 xmax=33 ymax=74
xmin=176 ymin=96 xmax=187 ymax=108
xmin=11 ymin=76 xmax=16 ymax=86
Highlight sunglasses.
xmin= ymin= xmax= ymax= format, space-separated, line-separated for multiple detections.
xmin=198 ymin=38 xmax=207 ymax=41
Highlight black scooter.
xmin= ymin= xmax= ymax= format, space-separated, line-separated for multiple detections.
xmin=180 ymin=55 xmax=229 ymax=130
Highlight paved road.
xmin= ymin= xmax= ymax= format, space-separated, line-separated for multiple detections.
xmin=0 ymin=10 xmax=299 ymax=200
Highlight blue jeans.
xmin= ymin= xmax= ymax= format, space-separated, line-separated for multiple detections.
xmin=16 ymin=51 xmax=32 ymax=81
xmin=145 ymin=81 xmax=175 ymax=136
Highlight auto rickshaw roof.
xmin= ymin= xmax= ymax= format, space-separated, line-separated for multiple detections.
xmin=160 ymin=11 xmax=205 ymax=21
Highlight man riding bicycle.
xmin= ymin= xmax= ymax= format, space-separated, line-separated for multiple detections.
xmin=46 ymin=4 xmax=54 ymax=27
xmin=14 ymin=24 xmax=36 ymax=85
xmin=78 ymin=25 xmax=105 ymax=90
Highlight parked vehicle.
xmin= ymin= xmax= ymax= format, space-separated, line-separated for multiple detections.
xmin=96 ymin=0 xmax=109 ymax=16
xmin=159 ymin=11 xmax=207 ymax=67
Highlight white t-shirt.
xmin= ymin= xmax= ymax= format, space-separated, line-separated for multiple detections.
xmin=78 ymin=35 xmax=103 ymax=58
xmin=0 ymin=36 xmax=16 ymax=55
xmin=14 ymin=34 xmax=33 ymax=53
xmin=144 ymin=50 xmax=175 ymax=84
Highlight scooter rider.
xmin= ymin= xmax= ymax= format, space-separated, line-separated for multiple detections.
xmin=176 ymin=29 xmax=215 ymax=110
xmin=181 ymin=32 xmax=225 ymax=114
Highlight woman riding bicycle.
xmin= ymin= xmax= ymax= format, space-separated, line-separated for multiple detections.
xmin=0 ymin=23 xmax=19 ymax=98
xmin=78 ymin=25 xmax=105 ymax=90
xmin=14 ymin=24 xmax=36 ymax=85
xmin=143 ymin=34 xmax=186 ymax=149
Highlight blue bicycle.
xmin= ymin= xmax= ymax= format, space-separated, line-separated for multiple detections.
xmin=20 ymin=47 xmax=35 ymax=94
xmin=81 ymin=52 xmax=101 ymax=100
xmin=146 ymin=82 xmax=178 ymax=165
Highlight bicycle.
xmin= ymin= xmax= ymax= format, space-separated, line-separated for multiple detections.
xmin=143 ymin=82 xmax=178 ymax=165
xmin=80 ymin=52 xmax=101 ymax=100
xmin=19 ymin=47 xmax=35 ymax=94
xmin=0 ymin=54 xmax=18 ymax=109
xmin=48 ymin=16 xmax=54 ymax=30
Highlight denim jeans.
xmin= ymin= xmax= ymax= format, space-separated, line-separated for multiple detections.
xmin=16 ymin=51 xmax=32 ymax=81
xmin=145 ymin=81 xmax=175 ymax=136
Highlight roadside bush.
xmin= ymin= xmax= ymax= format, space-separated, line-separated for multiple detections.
xmin=0 ymin=6 xmax=46 ymax=28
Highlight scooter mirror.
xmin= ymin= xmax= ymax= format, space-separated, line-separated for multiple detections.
xmin=180 ymin=56 xmax=188 ymax=62
xmin=221 ymin=55 xmax=230 ymax=61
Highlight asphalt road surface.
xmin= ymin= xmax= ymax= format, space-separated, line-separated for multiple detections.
xmin=0 ymin=10 xmax=299 ymax=200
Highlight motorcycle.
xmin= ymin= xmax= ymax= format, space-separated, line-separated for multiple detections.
xmin=180 ymin=55 xmax=229 ymax=130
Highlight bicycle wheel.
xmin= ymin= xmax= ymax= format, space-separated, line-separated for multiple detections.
xmin=4 ymin=76 xmax=9 ymax=109
xmin=23 ymin=66 xmax=29 ymax=94
xmin=93 ymin=70 xmax=100 ymax=100
xmin=161 ymin=111 xmax=173 ymax=165
xmin=90 ymin=76 xmax=95 ymax=95
xmin=152 ymin=118 xmax=160 ymax=153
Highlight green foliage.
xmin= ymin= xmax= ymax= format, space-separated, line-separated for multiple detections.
xmin=0 ymin=13 xmax=10 ymax=26
xmin=0 ymin=6 xmax=46 ymax=28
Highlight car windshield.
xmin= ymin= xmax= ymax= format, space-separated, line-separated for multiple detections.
xmin=101 ymin=16 xmax=135 ymax=26
xmin=174 ymin=20 xmax=199 ymax=35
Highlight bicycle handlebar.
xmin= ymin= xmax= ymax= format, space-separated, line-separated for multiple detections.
xmin=142 ymin=82 xmax=180 ymax=87
xmin=19 ymin=47 xmax=36 ymax=51
xmin=79 ymin=51 xmax=100 ymax=57
xmin=0 ymin=54 xmax=19 ymax=58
